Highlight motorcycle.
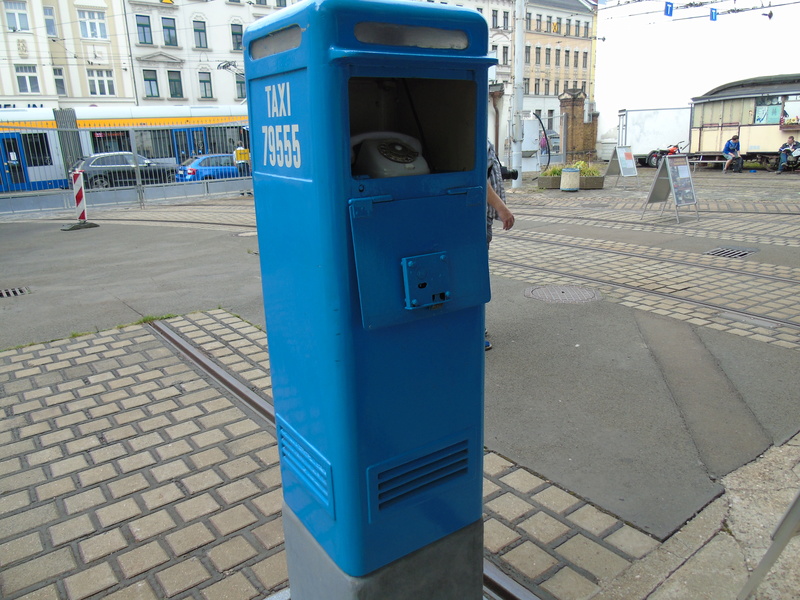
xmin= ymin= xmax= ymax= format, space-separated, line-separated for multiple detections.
xmin=646 ymin=141 xmax=688 ymax=168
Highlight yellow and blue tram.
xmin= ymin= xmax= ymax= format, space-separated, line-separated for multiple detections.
xmin=0 ymin=105 xmax=249 ymax=192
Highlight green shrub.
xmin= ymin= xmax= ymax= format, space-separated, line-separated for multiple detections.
xmin=570 ymin=160 xmax=600 ymax=176
xmin=541 ymin=165 xmax=563 ymax=177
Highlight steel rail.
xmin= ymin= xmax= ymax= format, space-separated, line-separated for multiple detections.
xmin=147 ymin=320 xmax=541 ymax=600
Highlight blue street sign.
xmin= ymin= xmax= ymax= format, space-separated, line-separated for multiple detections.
xmin=665 ymin=2 xmax=674 ymax=16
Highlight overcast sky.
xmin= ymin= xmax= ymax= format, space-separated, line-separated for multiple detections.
xmin=594 ymin=0 xmax=798 ymax=138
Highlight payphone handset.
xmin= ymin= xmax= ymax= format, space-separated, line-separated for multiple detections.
xmin=350 ymin=131 xmax=431 ymax=178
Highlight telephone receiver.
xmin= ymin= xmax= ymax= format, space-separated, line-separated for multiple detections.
xmin=350 ymin=131 xmax=423 ymax=163
xmin=350 ymin=131 xmax=430 ymax=178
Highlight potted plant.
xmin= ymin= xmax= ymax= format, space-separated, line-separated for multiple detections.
xmin=538 ymin=165 xmax=563 ymax=189
xmin=572 ymin=160 xmax=605 ymax=189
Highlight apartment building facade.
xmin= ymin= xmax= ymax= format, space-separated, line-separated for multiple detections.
xmin=0 ymin=0 xmax=298 ymax=109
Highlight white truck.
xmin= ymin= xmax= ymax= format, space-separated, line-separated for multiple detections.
xmin=617 ymin=107 xmax=692 ymax=167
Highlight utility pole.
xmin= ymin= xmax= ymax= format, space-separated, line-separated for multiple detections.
xmin=511 ymin=0 xmax=525 ymax=188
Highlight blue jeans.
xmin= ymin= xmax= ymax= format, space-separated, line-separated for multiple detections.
xmin=779 ymin=152 xmax=789 ymax=171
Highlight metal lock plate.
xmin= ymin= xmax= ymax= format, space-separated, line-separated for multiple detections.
xmin=401 ymin=252 xmax=451 ymax=310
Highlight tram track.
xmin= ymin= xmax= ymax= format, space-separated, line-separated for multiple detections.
xmin=509 ymin=206 xmax=800 ymax=235
xmin=147 ymin=319 xmax=543 ymax=600
xmin=499 ymin=231 xmax=800 ymax=285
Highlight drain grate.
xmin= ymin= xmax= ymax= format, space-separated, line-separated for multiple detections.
xmin=524 ymin=285 xmax=601 ymax=303
xmin=704 ymin=246 xmax=759 ymax=259
xmin=0 ymin=287 xmax=30 ymax=298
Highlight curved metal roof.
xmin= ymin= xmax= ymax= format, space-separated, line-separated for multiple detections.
xmin=692 ymin=73 xmax=800 ymax=103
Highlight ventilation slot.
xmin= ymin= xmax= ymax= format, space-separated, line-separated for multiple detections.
xmin=1 ymin=287 xmax=30 ymax=298
xmin=704 ymin=247 xmax=758 ymax=259
xmin=376 ymin=440 xmax=469 ymax=511
xmin=277 ymin=422 xmax=333 ymax=514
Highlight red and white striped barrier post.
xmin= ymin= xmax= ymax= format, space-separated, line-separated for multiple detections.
xmin=61 ymin=171 xmax=99 ymax=231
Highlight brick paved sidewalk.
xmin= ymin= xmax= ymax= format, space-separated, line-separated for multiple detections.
xmin=0 ymin=310 xmax=663 ymax=600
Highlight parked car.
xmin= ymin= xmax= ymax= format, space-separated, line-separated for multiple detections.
xmin=70 ymin=152 xmax=177 ymax=189
xmin=176 ymin=154 xmax=239 ymax=182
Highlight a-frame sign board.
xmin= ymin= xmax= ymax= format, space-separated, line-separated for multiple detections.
xmin=737 ymin=488 xmax=800 ymax=599
xmin=640 ymin=154 xmax=699 ymax=223
xmin=606 ymin=146 xmax=639 ymax=188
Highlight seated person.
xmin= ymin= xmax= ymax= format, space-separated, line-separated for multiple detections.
xmin=722 ymin=135 xmax=740 ymax=173
xmin=776 ymin=135 xmax=800 ymax=173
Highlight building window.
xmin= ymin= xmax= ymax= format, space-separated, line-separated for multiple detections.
xmin=502 ymin=11 xmax=509 ymax=29
xmin=565 ymin=51 xmax=570 ymax=68
xmin=53 ymin=67 xmax=66 ymax=95
xmin=582 ymin=51 xmax=588 ymax=69
xmin=255 ymin=0 xmax=267 ymax=4
xmin=574 ymin=21 xmax=580 ymax=36
xmin=168 ymin=71 xmax=183 ymax=98
xmin=79 ymin=10 xmax=107 ymax=39
xmin=491 ymin=44 xmax=497 ymax=57
xmin=502 ymin=46 xmax=508 ymax=65
xmin=535 ymin=46 xmax=541 ymax=66
xmin=555 ymin=49 xmax=560 ymax=67
xmin=524 ymin=78 xmax=529 ymax=95
xmin=525 ymin=12 xmax=531 ymax=30
xmin=565 ymin=19 xmax=571 ymax=36
xmin=524 ymin=46 xmax=530 ymax=64
xmin=545 ymin=48 xmax=551 ymax=66
xmin=555 ymin=80 xmax=559 ymax=96
xmin=199 ymin=72 xmax=213 ymax=98
xmin=581 ymin=81 xmax=586 ymax=92
xmin=573 ymin=80 xmax=578 ymax=89
xmin=534 ymin=79 xmax=540 ymax=95
xmin=573 ymin=51 xmax=579 ymax=67
xmin=276 ymin=0 xmax=286 ymax=6
xmin=555 ymin=18 xmax=561 ymax=33
xmin=584 ymin=22 xmax=590 ymax=37
xmin=544 ymin=79 xmax=550 ymax=96
xmin=546 ymin=16 xmax=552 ymax=32
xmin=5 ymin=1 xmax=30 ymax=32
xmin=231 ymin=24 xmax=243 ymax=51
xmin=236 ymin=74 xmax=246 ymax=99
xmin=193 ymin=21 xmax=207 ymax=48
xmin=87 ymin=69 xmax=115 ymax=96
xmin=491 ymin=10 xmax=497 ymax=28
xmin=143 ymin=70 xmax=159 ymax=97
xmin=44 ymin=6 xmax=56 ymax=36
xmin=547 ymin=110 xmax=554 ymax=130
xmin=162 ymin=17 xmax=177 ymax=46
xmin=136 ymin=15 xmax=152 ymax=44
xmin=15 ymin=65 xmax=39 ymax=93
xmin=535 ymin=14 xmax=541 ymax=31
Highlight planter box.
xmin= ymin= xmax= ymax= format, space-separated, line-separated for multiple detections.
xmin=580 ymin=176 xmax=604 ymax=189
xmin=538 ymin=176 xmax=561 ymax=189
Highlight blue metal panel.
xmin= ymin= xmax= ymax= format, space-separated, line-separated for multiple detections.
xmin=244 ymin=0 xmax=495 ymax=576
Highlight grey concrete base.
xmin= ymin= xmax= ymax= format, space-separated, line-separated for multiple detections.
xmin=283 ymin=504 xmax=484 ymax=600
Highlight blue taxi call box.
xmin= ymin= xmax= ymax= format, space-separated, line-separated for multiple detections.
xmin=244 ymin=0 xmax=495 ymax=577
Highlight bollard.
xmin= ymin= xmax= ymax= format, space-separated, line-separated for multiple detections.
xmin=61 ymin=172 xmax=99 ymax=231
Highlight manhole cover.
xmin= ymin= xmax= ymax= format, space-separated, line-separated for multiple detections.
xmin=524 ymin=285 xmax=601 ymax=303
xmin=0 ymin=287 xmax=29 ymax=298
xmin=704 ymin=246 xmax=759 ymax=259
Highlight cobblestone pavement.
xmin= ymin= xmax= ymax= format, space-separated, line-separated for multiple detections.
xmin=0 ymin=310 xmax=665 ymax=600
xmin=4 ymin=309 xmax=798 ymax=600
